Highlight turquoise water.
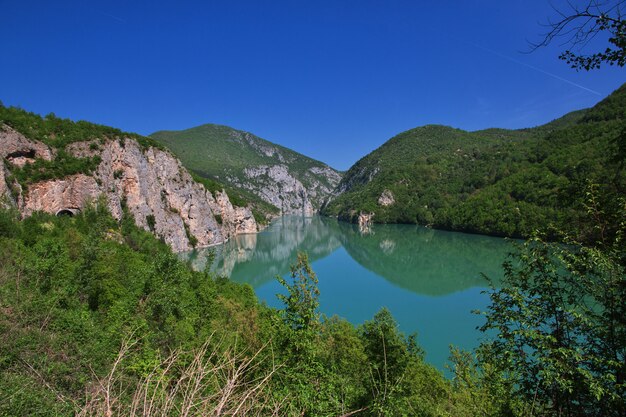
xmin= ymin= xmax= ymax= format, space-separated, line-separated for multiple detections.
xmin=182 ymin=216 xmax=514 ymax=370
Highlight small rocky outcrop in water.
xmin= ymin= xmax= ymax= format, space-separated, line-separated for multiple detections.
xmin=357 ymin=212 xmax=374 ymax=234
xmin=1 ymin=125 xmax=257 ymax=252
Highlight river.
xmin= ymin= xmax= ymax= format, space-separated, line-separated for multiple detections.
xmin=180 ymin=215 xmax=515 ymax=370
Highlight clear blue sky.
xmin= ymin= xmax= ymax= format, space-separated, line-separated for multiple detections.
xmin=1 ymin=1 xmax=624 ymax=170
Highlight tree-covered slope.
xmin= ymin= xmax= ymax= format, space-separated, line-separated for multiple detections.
xmin=0 ymin=205 xmax=511 ymax=416
xmin=151 ymin=124 xmax=342 ymax=215
xmin=322 ymin=83 xmax=626 ymax=240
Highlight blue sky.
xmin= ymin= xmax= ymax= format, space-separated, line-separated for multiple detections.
xmin=1 ymin=1 xmax=624 ymax=170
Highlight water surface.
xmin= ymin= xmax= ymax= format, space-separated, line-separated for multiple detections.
xmin=182 ymin=216 xmax=513 ymax=369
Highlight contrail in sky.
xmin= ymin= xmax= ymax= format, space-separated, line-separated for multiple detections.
xmin=96 ymin=10 xmax=127 ymax=24
xmin=468 ymin=41 xmax=602 ymax=96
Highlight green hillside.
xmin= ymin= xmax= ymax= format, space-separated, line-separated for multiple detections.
xmin=322 ymin=84 xmax=626 ymax=240
xmin=0 ymin=204 xmax=511 ymax=416
xmin=150 ymin=124 xmax=342 ymax=213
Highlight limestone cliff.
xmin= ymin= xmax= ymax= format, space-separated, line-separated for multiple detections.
xmin=1 ymin=125 xmax=257 ymax=252
xmin=237 ymin=164 xmax=314 ymax=215
xmin=229 ymin=163 xmax=342 ymax=216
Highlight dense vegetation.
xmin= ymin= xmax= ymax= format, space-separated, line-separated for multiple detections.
xmin=10 ymin=150 xmax=101 ymax=189
xmin=2 ymin=191 xmax=622 ymax=416
xmin=322 ymin=83 xmax=626 ymax=241
xmin=0 ymin=203 xmax=509 ymax=416
xmin=477 ymin=183 xmax=626 ymax=416
xmin=0 ymin=104 xmax=164 ymax=152
xmin=151 ymin=124 xmax=338 ymax=189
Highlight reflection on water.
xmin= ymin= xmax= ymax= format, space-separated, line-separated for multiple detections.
xmin=335 ymin=221 xmax=509 ymax=295
xmin=185 ymin=216 xmax=342 ymax=287
xmin=179 ymin=215 xmax=515 ymax=369
xmin=181 ymin=215 xmax=510 ymax=296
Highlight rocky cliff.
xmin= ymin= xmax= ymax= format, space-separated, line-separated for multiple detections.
xmin=1 ymin=124 xmax=257 ymax=252
xmin=231 ymin=164 xmax=341 ymax=216
xmin=150 ymin=124 xmax=342 ymax=216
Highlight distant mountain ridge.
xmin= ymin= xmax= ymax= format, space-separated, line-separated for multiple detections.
xmin=151 ymin=124 xmax=342 ymax=216
xmin=322 ymin=83 xmax=626 ymax=240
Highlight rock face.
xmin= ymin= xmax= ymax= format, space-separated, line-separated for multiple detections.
xmin=232 ymin=163 xmax=342 ymax=216
xmin=0 ymin=162 xmax=12 ymax=207
xmin=357 ymin=212 xmax=374 ymax=234
xmin=0 ymin=125 xmax=55 ymax=166
xmin=378 ymin=189 xmax=395 ymax=206
xmin=1 ymin=126 xmax=257 ymax=252
xmin=23 ymin=174 xmax=100 ymax=215
xmin=239 ymin=164 xmax=314 ymax=215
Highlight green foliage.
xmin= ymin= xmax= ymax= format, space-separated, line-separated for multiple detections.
xmin=0 ymin=208 xmax=492 ymax=416
xmin=11 ymin=150 xmax=101 ymax=189
xmin=0 ymin=104 xmax=170 ymax=191
xmin=359 ymin=308 xmax=418 ymax=415
xmin=183 ymin=220 xmax=198 ymax=247
xmin=145 ymin=214 xmax=156 ymax=232
xmin=0 ymin=207 xmax=20 ymax=238
xmin=151 ymin=123 xmax=337 ymax=190
xmin=0 ymin=206 xmax=264 ymax=415
xmin=0 ymin=104 xmax=163 ymax=151
xmin=277 ymin=252 xmax=320 ymax=332
xmin=478 ymin=188 xmax=626 ymax=416
xmin=323 ymin=84 xmax=626 ymax=243
xmin=558 ymin=10 xmax=626 ymax=70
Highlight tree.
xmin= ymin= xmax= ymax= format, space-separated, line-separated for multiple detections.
xmin=532 ymin=0 xmax=626 ymax=70
xmin=276 ymin=252 xmax=320 ymax=333
xmin=359 ymin=308 xmax=414 ymax=416
xmin=478 ymin=190 xmax=626 ymax=416
xmin=275 ymin=252 xmax=327 ymax=414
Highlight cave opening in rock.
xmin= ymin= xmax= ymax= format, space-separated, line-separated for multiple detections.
xmin=6 ymin=149 xmax=36 ymax=159
xmin=56 ymin=208 xmax=78 ymax=217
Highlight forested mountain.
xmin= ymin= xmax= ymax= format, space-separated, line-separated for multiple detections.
xmin=151 ymin=124 xmax=342 ymax=216
xmin=322 ymin=83 xmax=626 ymax=240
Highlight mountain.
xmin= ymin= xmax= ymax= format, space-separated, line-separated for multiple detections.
xmin=0 ymin=106 xmax=257 ymax=252
xmin=150 ymin=124 xmax=342 ymax=216
xmin=322 ymin=83 xmax=626 ymax=240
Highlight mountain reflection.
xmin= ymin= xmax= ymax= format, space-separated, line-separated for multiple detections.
xmin=332 ymin=220 xmax=509 ymax=295
xmin=180 ymin=216 xmax=511 ymax=296
xmin=181 ymin=216 xmax=342 ymax=287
